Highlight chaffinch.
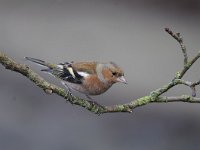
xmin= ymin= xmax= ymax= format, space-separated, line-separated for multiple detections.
xmin=25 ymin=57 xmax=127 ymax=99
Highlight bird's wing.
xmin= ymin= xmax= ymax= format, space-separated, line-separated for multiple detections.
xmin=50 ymin=62 xmax=97 ymax=84
xmin=71 ymin=62 xmax=97 ymax=74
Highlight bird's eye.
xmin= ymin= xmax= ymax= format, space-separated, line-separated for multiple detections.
xmin=112 ymin=72 xmax=117 ymax=76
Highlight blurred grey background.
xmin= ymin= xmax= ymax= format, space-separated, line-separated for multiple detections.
xmin=0 ymin=0 xmax=200 ymax=150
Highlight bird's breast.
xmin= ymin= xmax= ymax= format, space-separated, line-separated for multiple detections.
xmin=66 ymin=75 xmax=112 ymax=95
xmin=82 ymin=75 xmax=112 ymax=95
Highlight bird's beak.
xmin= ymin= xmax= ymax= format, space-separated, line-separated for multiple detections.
xmin=117 ymin=76 xmax=127 ymax=84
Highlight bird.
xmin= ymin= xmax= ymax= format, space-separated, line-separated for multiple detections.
xmin=25 ymin=57 xmax=127 ymax=99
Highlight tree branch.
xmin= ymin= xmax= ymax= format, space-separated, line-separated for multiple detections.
xmin=1 ymin=28 xmax=200 ymax=114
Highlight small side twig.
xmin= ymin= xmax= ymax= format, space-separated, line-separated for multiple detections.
xmin=165 ymin=28 xmax=188 ymax=66
xmin=173 ymin=79 xmax=200 ymax=97
xmin=190 ymin=80 xmax=200 ymax=97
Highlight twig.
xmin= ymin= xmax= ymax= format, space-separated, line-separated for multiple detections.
xmin=165 ymin=28 xmax=188 ymax=66
xmin=1 ymin=28 xmax=200 ymax=114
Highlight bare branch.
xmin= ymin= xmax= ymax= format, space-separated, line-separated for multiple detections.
xmin=155 ymin=95 xmax=200 ymax=103
xmin=165 ymin=28 xmax=188 ymax=66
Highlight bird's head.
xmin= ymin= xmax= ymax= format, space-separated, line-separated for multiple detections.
xmin=97 ymin=62 xmax=127 ymax=85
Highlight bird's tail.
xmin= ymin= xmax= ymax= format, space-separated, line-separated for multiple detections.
xmin=25 ymin=57 xmax=57 ymax=69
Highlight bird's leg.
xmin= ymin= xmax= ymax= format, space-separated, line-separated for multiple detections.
xmin=61 ymin=81 xmax=76 ymax=105
xmin=85 ymin=95 xmax=100 ymax=105
xmin=61 ymin=81 xmax=75 ymax=103
xmin=85 ymin=95 xmax=104 ymax=115
xmin=86 ymin=94 xmax=93 ymax=100
xmin=61 ymin=81 xmax=72 ymax=93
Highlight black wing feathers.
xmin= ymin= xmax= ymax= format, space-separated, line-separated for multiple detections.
xmin=26 ymin=57 xmax=84 ymax=84
xmin=60 ymin=66 xmax=83 ymax=84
